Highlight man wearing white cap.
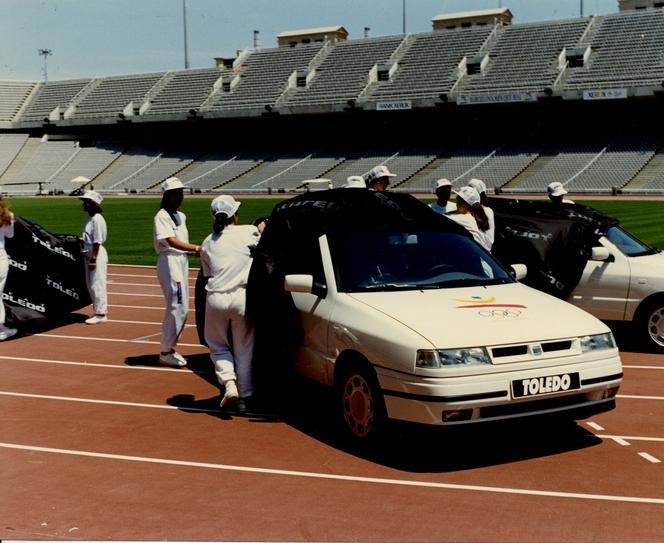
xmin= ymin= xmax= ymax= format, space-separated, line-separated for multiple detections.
xmin=547 ymin=181 xmax=575 ymax=206
xmin=154 ymin=177 xmax=201 ymax=368
xmin=200 ymin=195 xmax=263 ymax=411
xmin=79 ymin=190 xmax=108 ymax=324
xmin=430 ymin=178 xmax=456 ymax=215
xmin=467 ymin=178 xmax=495 ymax=251
xmin=363 ymin=165 xmax=396 ymax=192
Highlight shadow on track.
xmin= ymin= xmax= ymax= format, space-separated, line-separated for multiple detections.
xmin=14 ymin=311 xmax=88 ymax=338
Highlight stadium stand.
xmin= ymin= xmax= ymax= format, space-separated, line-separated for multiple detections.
xmin=18 ymin=79 xmax=92 ymax=122
xmin=564 ymin=8 xmax=664 ymax=90
xmin=181 ymin=153 xmax=265 ymax=191
xmin=69 ymin=72 xmax=165 ymax=119
xmin=0 ymin=81 xmax=37 ymax=123
xmin=141 ymin=68 xmax=225 ymax=116
xmin=460 ymin=18 xmax=590 ymax=95
xmin=91 ymin=146 xmax=162 ymax=191
xmin=281 ymin=35 xmax=404 ymax=107
xmin=0 ymin=133 xmax=28 ymax=177
xmin=120 ymin=149 xmax=200 ymax=193
xmin=364 ymin=28 xmax=492 ymax=102
xmin=203 ymin=44 xmax=324 ymax=111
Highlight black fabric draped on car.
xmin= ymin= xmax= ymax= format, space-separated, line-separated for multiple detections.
xmin=490 ymin=198 xmax=619 ymax=299
xmin=4 ymin=216 xmax=90 ymax=324
xmin=244 ymin=189 xmax=469 ymax=374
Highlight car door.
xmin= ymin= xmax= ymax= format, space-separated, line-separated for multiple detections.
xmin=568 ymin=237 xmax=630 ymax=320
xmin=288 ymin=236 xmax=336 ymax=385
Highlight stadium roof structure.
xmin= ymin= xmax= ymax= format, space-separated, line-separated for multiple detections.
xmin=432 ymin=8 xmax=513 ymax=22
xmin=277 ymin=26 xmax=348 ymax=39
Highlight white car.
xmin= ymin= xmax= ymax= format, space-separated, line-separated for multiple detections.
xmin=257 ymin=191 xmax=623 ymax=442
xmin=571 ymin=224 xmax=664 ymax=352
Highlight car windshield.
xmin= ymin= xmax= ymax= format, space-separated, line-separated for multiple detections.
xmin=605 ymin=226 xmax=659 ymax=257
xmin=330 ymin=231 xmax=514 ymax=292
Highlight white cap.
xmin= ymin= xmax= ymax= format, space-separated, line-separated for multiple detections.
xmin=344 ymin=175 xmax=366 ymax=188
xmin=468 ymin=178 xmax=487 ymax=194
xmin=454 ymin=186 xmax=481 ymax=207
xmin=79 ymin=190 xmax=103 ymax=205
xmin=364 ymin=165 xmax=396 ymax=185
xmin=211 ymin=195 xmax=241 ymax=218
xmin=432 ymin=178 xmax=452 ymax=192
xmin=161 ymin=177 xmax=185 ymax=193
xmin=71 ymin=175 xmax=91 ymax=184
xmin=547 ymin=181 xmax=568 ymax=197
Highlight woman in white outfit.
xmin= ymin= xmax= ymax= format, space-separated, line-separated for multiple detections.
xmin=0 ymin=197 xmax=17 ymax=341
xmin=448 ymin=186 xmax=492 ymax=252
xmin=200 ymin=195 xmax=262 ymax=411
xmin=153 ymin=177 xmax=200 ymax=368
xmin=467 ymin=178 xmax=495 ymax=251
xmin=80 ymin=190 xmax=108 ymax=324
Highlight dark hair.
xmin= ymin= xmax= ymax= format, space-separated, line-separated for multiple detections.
xmin=213 ymin=213 xmax=234 ymax=234
xmin=469 ymin=204 xmax=490 ymax=232
xmin=0 ymin=197 xmax=12 ymax=227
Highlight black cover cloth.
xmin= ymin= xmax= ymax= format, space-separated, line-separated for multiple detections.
xmin=245 ymin=189 xmax=469 ymax=367
xmin=4 ymin=216 xmax=90 ymax=324
xmin=490 ymin=198 xmax=618 ymax=299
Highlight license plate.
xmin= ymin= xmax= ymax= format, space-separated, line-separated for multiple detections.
xmin=512 ymin=373 xmax=580 ymax=398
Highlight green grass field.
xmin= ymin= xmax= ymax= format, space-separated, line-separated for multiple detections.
xmin=6 ymin=196 xmax=664 ymax=266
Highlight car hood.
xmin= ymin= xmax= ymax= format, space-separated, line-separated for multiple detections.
xmin=347 ymin=283 xmax=608 ymax=348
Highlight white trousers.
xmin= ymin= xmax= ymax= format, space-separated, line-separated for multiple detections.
xmin=0 ymin=252 xmax=7 ymax=326
xmin=205 ymin=288 xmax=254 ymax=398
xmin=85 ymin=246 xmax=108 ymax=315
xmin=157 ymin=252 xmax=189 ymax=352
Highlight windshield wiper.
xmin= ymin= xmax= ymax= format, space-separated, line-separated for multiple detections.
xmin=428 ymin=278 xmax=509 ymax=288
xmin=353 ymin=283 xmax=436 ymax=291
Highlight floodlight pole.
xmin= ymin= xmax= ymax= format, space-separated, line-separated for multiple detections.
xmin=580 ymin=0 xmax=584 ymax=16
xmin=402 ymin=0 xmax=407 ymax=34
xmin=183 ymin=0 xmax=190 ymax=69
xmin=38 ymin=48 xmax=52 ymax=83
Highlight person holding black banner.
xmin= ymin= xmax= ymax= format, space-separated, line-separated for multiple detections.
xmin=0 ymin=197 xmax=17 ymax=340
xmin=449 ymin=186 xmax=492 ymax=252
xmin=80 ymin=190 xmax=108 ymax=325
xmin=468 ymin=178 xmax=495 ymax=251
xmin=154 ymin=177 xmax=201 ymax=368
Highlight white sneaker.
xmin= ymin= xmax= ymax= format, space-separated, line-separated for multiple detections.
xmin=159 ymin=352 xmax=187 ymax=367
xmin=220 ymin=380 xmax=239 ymax=409
xmin=0 ymin=327 xmax=17 ymax=341
xmin=85 ymin=315 xmax=108 ymax=325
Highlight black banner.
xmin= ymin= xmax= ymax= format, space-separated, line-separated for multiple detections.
xmin=4 ymin=216 xmax=90 ymax=324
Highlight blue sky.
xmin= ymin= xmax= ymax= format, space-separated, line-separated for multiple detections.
xmin=0 ymin=0 xmax=619 ymax=81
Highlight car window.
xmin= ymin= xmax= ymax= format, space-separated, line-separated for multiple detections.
xmin=605 ymin=226 xmax=657 ymax=257
xmin=329 ymin=231 xmax=513 ymax=292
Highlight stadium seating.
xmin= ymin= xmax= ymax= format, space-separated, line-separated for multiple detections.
xmin=0 ymin=133 xmax=29 ymax=177
xmin=142 ymin=68 xmax=225 ymax=116
xmin=91 ymin=146 xmax=163 ymax=190
xmin=0 ymin=81 xmax=36 ymax=123
xmin=364 ymin=28 xmax=492 ymax=102
xmin=564 ymin=8 xmax=664 ymax=90
xmin=282 ymin=35 xmax=404 ymax=106
xmin=180 ymin=152 xmax=266 ymax=191
xmin=19 ymin=79 xmax=92 ymax=122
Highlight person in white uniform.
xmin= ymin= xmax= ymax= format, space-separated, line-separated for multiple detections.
xmin=343 ymin=175 xmax=366 ymax=188
xmin=0 ymin=197 xmax=17 ymax=341
xmin=430 ymin=178 xmax=457 ymax=215
xmin=79 ymin=190 xmax=108 ymax=324
xmin=448 ymin=186 xmax=492 ymax=252
xmin=364 ymin=165 xmax=396 ymax=192
xmin=154 ymin=177 xmax=201 ymax=368
xmin=467 ymin=178 xmax=495 ymax=251
xmin=200 ymin=195 xmax=263 ymax=411
xmin=547 ymin=181 xmax=575 ymax=205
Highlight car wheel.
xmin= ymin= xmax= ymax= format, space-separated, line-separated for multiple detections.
xmin=637 ymin=299 xmax=664 ymax=353
xmin=337 ymin=364 xmax=386 ymax=443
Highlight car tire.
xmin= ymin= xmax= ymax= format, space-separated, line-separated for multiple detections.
xmin=636 ymin=298 xmax=664 ymax=353
xmin=337 ymin=363 xmax=387 ymax=445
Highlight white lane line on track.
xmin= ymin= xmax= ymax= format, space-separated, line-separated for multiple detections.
xmin=108 ymin=304 xmax=191 ymax=311
xmin=1 ymin=441 xmax=664 ymax=505
xmin=612 ymin=437 xmax=631 ymax=446
xmin=586 ymin=422 xmax=604 ymax=432
xmin=617 ymin=394 xmax=664 ymax=401
xmin=638 ymin=452 xmax=662 ymax=464
xmin=0 ymin=391 xmax=215 ymax=412
xmin=108 ymin=282 xmax=195 ymax=287
xmin=28 ymin=333 xmax=201 ymax=348
xmin=0 ymin=355 xmax=212 ymax=373
xmin=597 ymin=434 xmax=664 ymax=443
xmin=623 ymin=365 xmax=664 ymax=370
xmin=109 ymin=292 xmax=163 ymax=298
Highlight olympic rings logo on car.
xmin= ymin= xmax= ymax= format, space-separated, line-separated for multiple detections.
xmin=478 ymin=308 xmax=523 ymax=318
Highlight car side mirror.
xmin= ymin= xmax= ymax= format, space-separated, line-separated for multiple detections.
xmin=284 ymin=274 xmax=327 ymax=298
xmin=510 ymin=264 xmax=527 ymax=281
xmin=591 ymin=247 xmax=613 ymax=262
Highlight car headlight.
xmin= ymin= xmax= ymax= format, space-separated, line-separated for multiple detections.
xmin=580 ymin=332 xmax=615 ymax=352
xmin=416 ymin=348 xmax=491 ymax=369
